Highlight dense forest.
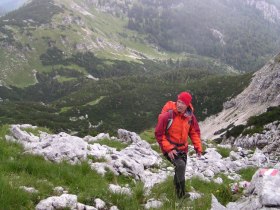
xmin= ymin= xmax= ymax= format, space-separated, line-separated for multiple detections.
xmin=126 ymin=0 xmax=280 ymax=71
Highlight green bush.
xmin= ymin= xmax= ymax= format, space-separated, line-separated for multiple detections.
xmin=247 ymin=106 xmax=280 ymax=127
xmin=242 ymin=126 xmax=263 ymax=136
xmin=226 ymin=125 xmax=245 ymax=138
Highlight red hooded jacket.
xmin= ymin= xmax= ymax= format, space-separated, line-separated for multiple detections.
xmin=155 ymin=101 xmax=202 ymax=154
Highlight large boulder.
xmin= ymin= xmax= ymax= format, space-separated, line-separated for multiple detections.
xmin=211 ymin=168 xmax=280 ymax=209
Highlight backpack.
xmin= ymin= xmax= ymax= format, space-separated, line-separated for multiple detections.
xmin=165 ymin=108 xmax=193 ymax=132
xmin=164 ymin=108 xmax=193 ymax=147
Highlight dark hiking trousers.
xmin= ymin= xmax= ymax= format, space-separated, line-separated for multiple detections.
xmin=165 ymin=151 xmax=187 ymax=198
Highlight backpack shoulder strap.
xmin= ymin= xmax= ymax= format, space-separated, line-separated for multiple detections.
xmin=166 ymin=109 xmax=173 ymax=132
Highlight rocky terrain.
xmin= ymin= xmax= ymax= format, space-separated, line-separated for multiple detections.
xmin=5 ymin=123 xmax=280 ymax=209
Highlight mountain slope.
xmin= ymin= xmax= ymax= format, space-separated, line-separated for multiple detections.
xmin=0 ymin=0 xmax=279 ymax=135
xmin=200 ymin=53 xmax=280 ymax=140
xmin=124 ymin=0 xmax=280 ymax=71
xmin=0 ymin=0 xmax=187 ymax=87
xmin=1 ymin=0 xmax=280 ymax=87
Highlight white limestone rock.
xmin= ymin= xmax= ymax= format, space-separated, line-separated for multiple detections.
xmin=94 ymin=198 xmax=106 ymax=209
xmin=251 ymin=148 xmax=269 ymax=167
xmin=144 ymin=199 xmax=163 ymax=209
xmin=110 ymin=206 xmax=119 ymax=210
xmin=189 ymin=192 xmax=202 ymax=201
xmin=117 ymin=129 xmax=142 ymax=143
xmin=84 ymin=133 xmax=110 ymax=143
xmin=204 ymin=148 xmax=223 ymax=160
xmin=36 ymin=194 xmax=78 ymax=210
xmin=214 ymin=177 xmax=223 ymax=184
xmin=109 ymin=184 xmax=132 ymax=196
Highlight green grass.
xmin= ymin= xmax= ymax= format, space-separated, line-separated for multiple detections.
xmin=22 ymin=127 xmax=52 ymax=136
xmin=0 ymin=175 xmax=33 ymax=210
xmin=0 ymin=49 xmax=36 ymax=87
xmin=216 ymin=146 xmax=231 ymax=158
xmin=0 ymin=125 xmax=143 ymax=209
xmin=55 ymin=76 xmax=77 ymax=83
xmin=88 ymin=155 xmax=107 ymax=163
xmin=59 ymin=96 xmax=105 ymax=113
xmin=237 ymin=167 xmax=258 ymax=181
xmin=93 ymin=138 xmax=129 ymax=151
xmin=62 ymin=0 xmax=182 ymax=61
xmin=83 ymin=96 xmax=105 ymax=106
xmin=140 ymin=129 xmax=156 ymax=144
xmin=149 ymin=173 xmax=243 ymax=210
xmin=140 ymin=129 xmax=162 ymax=153
xmin=59 ymin=106 xmax=73 ymax=113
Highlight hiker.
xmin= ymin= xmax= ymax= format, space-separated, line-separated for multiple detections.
xmin=155 ymin=91 xmax=203 ymax=199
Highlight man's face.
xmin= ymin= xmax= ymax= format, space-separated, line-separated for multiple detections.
xmin=176 ymin=100 xmax=187 ymax=113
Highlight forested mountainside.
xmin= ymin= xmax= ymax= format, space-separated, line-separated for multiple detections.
xmin=0 ymin=0 xmax=279 ymax=135
xmin=0 ymin=67 xmax=253 ymax=136
xmin=1 ymin=0 xmax=280 ymax=86
xmin=94 ymin=0 xmax=280 ymax=71
xmin=0 ymin=0 xmax=242 ymax=87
